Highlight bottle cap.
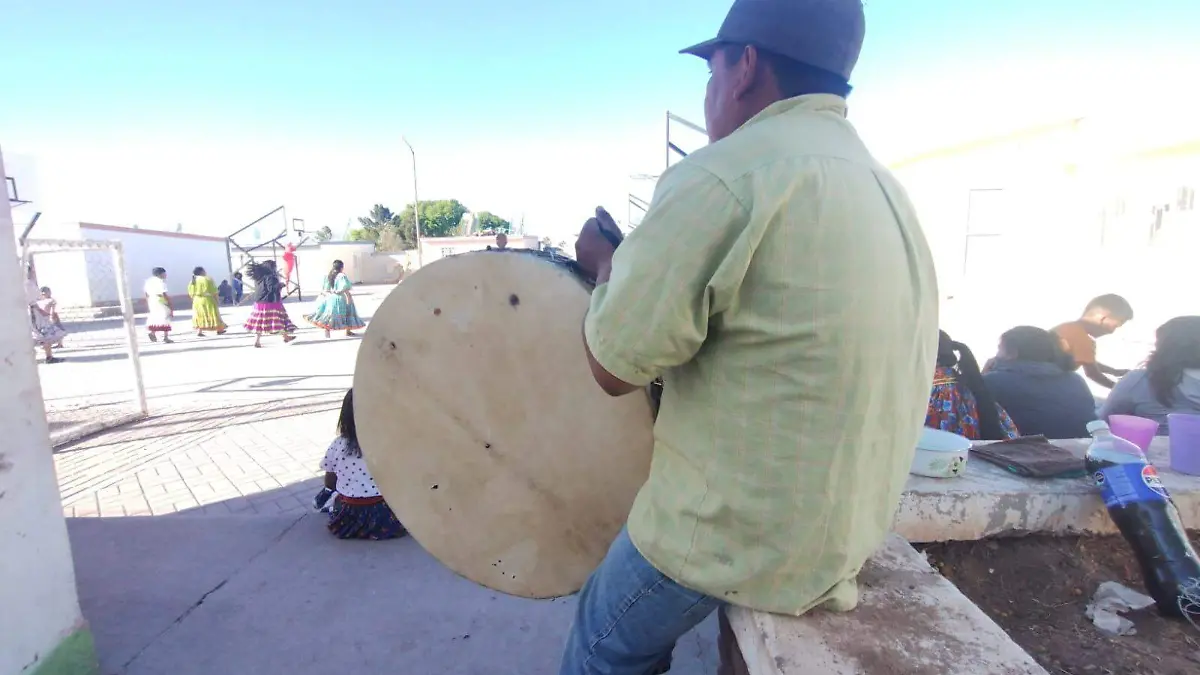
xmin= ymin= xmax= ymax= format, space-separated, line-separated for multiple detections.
xmin=1086 ymin=420 xmax=1111 ymax=434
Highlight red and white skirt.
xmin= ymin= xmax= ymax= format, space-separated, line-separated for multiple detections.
xmin=244 ymin=302 xmax=297 ymax=335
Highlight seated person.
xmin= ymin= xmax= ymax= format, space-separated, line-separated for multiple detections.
xmin=928 ymin=331 xmax=1019 ymax=440
xmin=984 ymin=326 xmax=1096 ymax=439
xmin=1053 ymin=294 xmax=1134 ymax=389
xmin=1099 ymin=316 xmax=1200 ymax=433
xmin=313 ymin=389 xmax=407 ymax=540
xmin=218 ymin=279 xmax=234 ymax=305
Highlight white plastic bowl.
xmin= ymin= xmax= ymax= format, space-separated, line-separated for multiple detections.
xmin=910 ymin=428 xmax=972 ymax=478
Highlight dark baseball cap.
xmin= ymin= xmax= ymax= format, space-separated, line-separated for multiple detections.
xmin=680 ymin=0 xmax=865 ymax=81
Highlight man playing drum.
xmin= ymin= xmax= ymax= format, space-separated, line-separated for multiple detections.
xmin=565 ymin=1 xmax=939 ymax=673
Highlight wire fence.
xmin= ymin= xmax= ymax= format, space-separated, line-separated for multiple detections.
xmin=24 ymin=238 xmax=148 ymax=445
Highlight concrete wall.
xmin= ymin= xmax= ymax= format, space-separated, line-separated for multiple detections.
xmin=290 ymin=242 xmax=394 ymax=293
xmin=419 ymin=234 xmax=540 ymax=266
xmin=0 ymin=150 xmax=93 ymax=674
xmin=892 ymin=119 xmax=1200 ymax=368
xmin=31 ymin=224 xmax=232 ymax=309
xmin=80 ymin=224 xmax=232 ymax=304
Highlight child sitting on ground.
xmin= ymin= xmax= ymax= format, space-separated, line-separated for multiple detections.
xmin=312 ymin=389 xmax=407 ymax=540
xmin=1053 ymin=294 xmax=1134 ymax=390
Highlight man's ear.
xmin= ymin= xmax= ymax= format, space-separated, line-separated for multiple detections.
xmin=732 ymin=45 xmax=761 ymax=101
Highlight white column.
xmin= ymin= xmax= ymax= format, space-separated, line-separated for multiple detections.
xmin=111 ymin=245 xmax=149 ymax=414
xmin=0 ymin=148 xmax=87 ymax=674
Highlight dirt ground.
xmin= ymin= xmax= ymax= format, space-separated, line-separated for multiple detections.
xmin=921 ymin=535 xmax=1200 ymax=675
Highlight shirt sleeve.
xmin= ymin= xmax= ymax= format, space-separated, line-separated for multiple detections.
xmin=584 ymin=163 xmax=750 ymax=387
xmin=319 ymin=438 xmax=342 ymax=472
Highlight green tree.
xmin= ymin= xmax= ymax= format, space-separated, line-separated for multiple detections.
xmin=399 ymin=199 xmax=469 ymax=239
xmin=347 ymin=228 xmax=374 ymax=242
xmin=357 ymin=204 xmax=402 ymax=243
xmin=315 ymin=225 xmax=334 ymax=242
xmin=475 ymin=211 xmax=512 ymax=235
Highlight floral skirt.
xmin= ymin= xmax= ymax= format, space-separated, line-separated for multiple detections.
xmin=305 ymin=294 xmax=365 ymax=331
xmin=147 ymin=301 xmax=172 ymax=332
xmin=31 ymin=314 xmax=68 ymax=346
xmin=327 ymin=495 xmax=407 ymax=540
xmin=244 ymin=301 xmax=297 ymax=335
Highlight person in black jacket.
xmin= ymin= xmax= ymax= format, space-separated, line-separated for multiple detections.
xmin=984 ymin=326 xmax=1097 ymax=438
xmin=242 ymin=260 xmax=297 ymax=347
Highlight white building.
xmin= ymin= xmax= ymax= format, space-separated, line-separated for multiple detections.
xmin=418 ymin=234 xmax=541 ymax=266
xmin=891 ymin=115 xmax=1200 ymax=363
xmin=31 ymin=223 xmax=232 ymax=311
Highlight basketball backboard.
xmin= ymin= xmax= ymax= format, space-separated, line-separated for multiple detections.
xmin=3 ymin=153 xmax=41 ymax=208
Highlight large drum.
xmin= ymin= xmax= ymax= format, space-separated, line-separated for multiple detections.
xmin=354 ymin=249 xmax=656 ymax=598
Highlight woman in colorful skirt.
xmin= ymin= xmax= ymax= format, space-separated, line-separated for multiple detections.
xmin=143 ymin=267 xmax=174 ymax=343
xmin=187 ymin=267 xmax=227 ymax=337
xmin=312 ymin=389 xmax=406 ymax=540
xmin=29 ymin=279 xmax=68 ymax=364
xmin=243 ymin=260 xmax=296 ymax=347
xmin=305 ymin=259 xmax=366 ymax=338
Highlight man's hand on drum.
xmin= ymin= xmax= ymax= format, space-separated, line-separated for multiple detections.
xmin=575 ymin=206 xmax=624 ymax=283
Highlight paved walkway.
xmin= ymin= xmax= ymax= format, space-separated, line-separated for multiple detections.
xmin=54 ymin=286 xmax=394 ymax=518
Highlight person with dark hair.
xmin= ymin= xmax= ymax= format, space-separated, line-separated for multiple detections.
xmin=312 ymin=389 xmax=406 ymax=540
xmin=29 ymin=277 xmax=67 ymax=363
xmin=1053 ymin=294 xmax=1134 ymax=389
xmin=243 ymin=260 xmax=296 ymax=347
xmin=217 ymin=279 xmax=234 ymax=305
xmin=231 ymin=271 xmax=245 ymax=304
xmin=187 ymin=266 xmax=227 ymax=337
xmin=927 ymin=331 xmax=1018 ymax=441
xmin=142 ymin=267 xmax=173 ymax=343
xmin=304 ymin=259 xmax=365 ymax=338
xmin=1099 ymin=316 xmax=1200 ymax=432
xmin=983 ymin=326 xmax=1096 ymax=438
xmin=564 ymin=2 xmax=939 ymax=673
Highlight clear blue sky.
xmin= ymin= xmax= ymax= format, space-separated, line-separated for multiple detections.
xmin=3 ymin=0 xmax=1197 ymax=242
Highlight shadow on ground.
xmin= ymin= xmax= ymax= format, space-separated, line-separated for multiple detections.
xmin=69 ymin=515 xmax=719 ymax=675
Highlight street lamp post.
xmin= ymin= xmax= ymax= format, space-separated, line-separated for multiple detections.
xmin=402 ymin=136 xmax=423 ymax=269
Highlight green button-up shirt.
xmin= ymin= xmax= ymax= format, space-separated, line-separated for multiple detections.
xmin=584 ymin=95 xmax=939 ymax=615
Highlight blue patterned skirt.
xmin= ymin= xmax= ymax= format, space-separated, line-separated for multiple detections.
xmin=327 ymin=495 xmax=406 ymax=540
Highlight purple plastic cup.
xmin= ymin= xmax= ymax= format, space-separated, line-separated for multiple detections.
xmin=1108 ymin=414 xmax=1159 ymax=453
xmin=1168 ymin=413 xmax=1200 ymax=476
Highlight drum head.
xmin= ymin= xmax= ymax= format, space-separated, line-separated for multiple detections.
xmin=354 ymin=251 xmax=655 ymax=598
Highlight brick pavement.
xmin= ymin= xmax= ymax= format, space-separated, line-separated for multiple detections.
xmin=57 ymin=392 xmax=341 ymax=518
xmin=52 ymin=284 xmax=397 ymax=519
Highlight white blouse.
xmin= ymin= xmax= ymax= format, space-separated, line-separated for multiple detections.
xmin=143 ymin=276 xmax=168 ymax=297
xmin=319 ymin=437 xmax=381 ymax=498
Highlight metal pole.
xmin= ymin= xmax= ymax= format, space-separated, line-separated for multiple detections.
xmin=403 ymin=136 xmax=423 ymax=269
xmin=111 ymin=244 xmax=149 ymax=415
xmin=665 ymin=111 xmax=671 ymax=171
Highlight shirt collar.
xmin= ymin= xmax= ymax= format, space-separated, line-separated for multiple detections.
xmin=740 ymin=94 xmax=848 ymax=132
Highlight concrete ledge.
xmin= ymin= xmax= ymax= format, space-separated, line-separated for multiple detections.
xmin=50 ymin=410 xmax=147 ymax=448
xmin=895 ymin=437 xmax=1200 ymax=543
xmin=730 ymin=535 xmax=1047 ymax=675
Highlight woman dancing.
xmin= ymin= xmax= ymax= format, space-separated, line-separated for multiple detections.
xmin=143 ymin=267 xmax=174 ymax=343
xmin=305 ymin=260 xmax=365 ymax=338
xmin=243 ymin=260 xmax=296 ymax=347
xmin=187 ymin=267 xmax=227 ymax=337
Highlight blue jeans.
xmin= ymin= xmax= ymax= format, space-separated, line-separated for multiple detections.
xmin=559 ymin=527 xmax=723 ymax=675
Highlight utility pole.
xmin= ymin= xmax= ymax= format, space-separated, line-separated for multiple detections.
xmin=402 ymin=136 xmax=423 ymax=269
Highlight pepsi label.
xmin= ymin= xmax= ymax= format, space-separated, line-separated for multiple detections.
xmin=1093 ymin=463 xmax=1171 ymax=508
